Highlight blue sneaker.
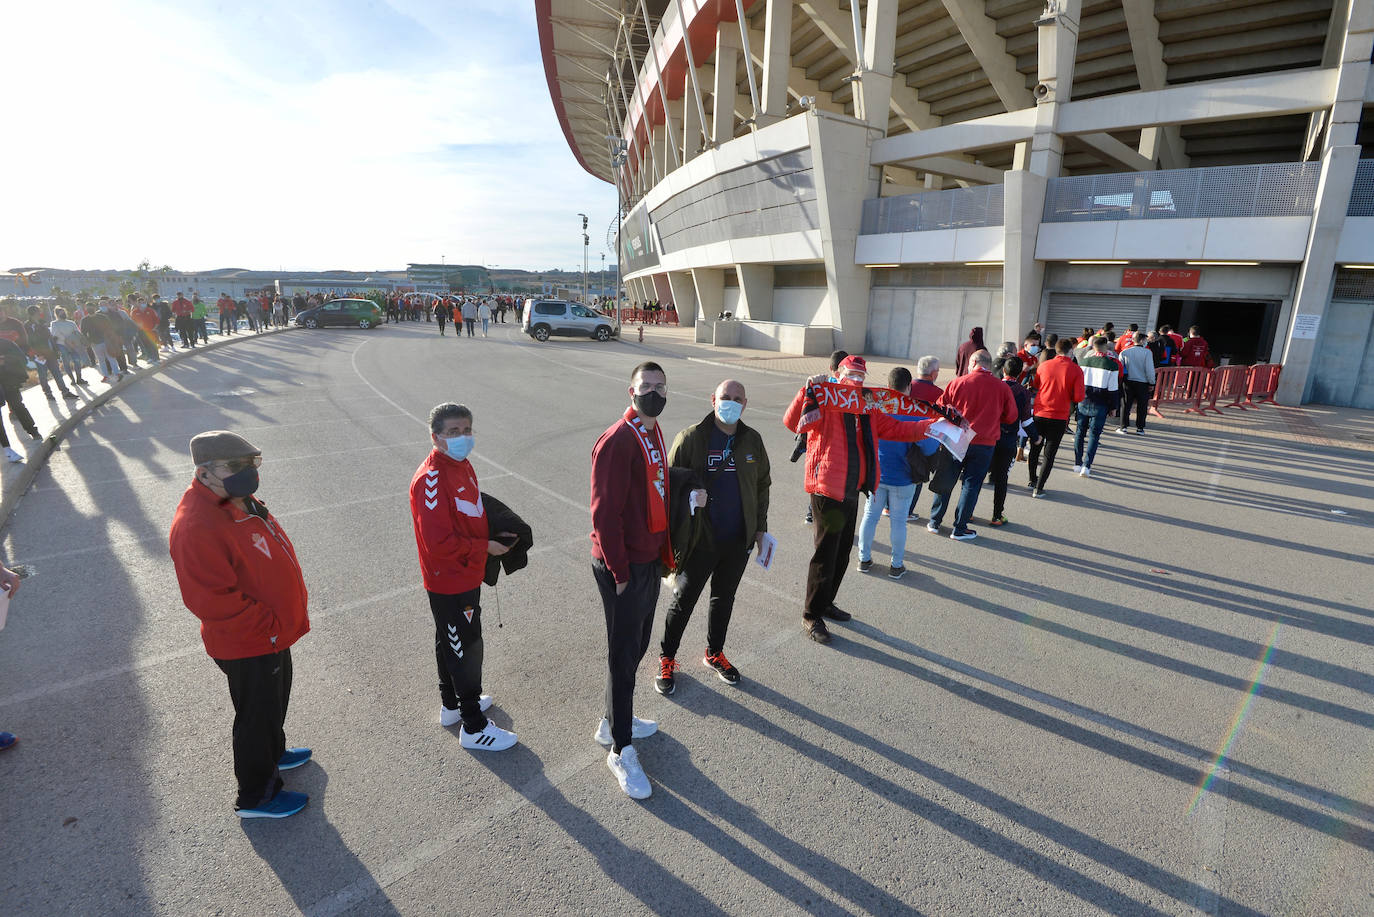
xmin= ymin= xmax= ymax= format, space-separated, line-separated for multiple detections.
xmin=0 ymin=731 xmax=16 ymax=751
xmin=237 ymin=790 xmax=308 ymax=819
xmin=278 ymin=747 xmax=312 ymax=770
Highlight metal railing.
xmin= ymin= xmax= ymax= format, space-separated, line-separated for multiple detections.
xmin=1043 ymin=161 xmax=1321 ymax=222
xmin=860 ymin=184 xmax=1005 ymax=235
xmin=1347 ymin=159 xmax=1374 ymax=216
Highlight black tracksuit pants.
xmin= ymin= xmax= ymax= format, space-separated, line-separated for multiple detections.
xmin=1027 ymin=417 xmax=1069 ymax=490
xmin=804 ymin=494 xmax=859 ymax=622
xmin=661 ymin=537 xmax=749 ymax=659
xmin=593 ymin=559 xmax=660 ymax=752
xmin=214 ymin=648 xmax=292 ymax=810
xmin=428 ymin=588 xmax=487 ymax=733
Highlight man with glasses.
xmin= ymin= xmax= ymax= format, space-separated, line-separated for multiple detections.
xmin=589 ymin=361 xmax=682 ymax=799
xmin=169 ymin=431 xmax=313 ymax=819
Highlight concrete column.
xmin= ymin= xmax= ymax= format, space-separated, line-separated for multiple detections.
xmin=1327 ymin=0 xmax=1374 ymax=149
xmin=1028 ymin=0 xmax=1081 ymax=178
xmin=713 ymin=24 xmax=740 ymax=146
xmin=666 ymin=270 xmax=698 ymax=324
xmin=682 ymin=68 xmax=703 ymax=161
xmin=857 ymin=0 xmax=899 ymax=132
xmin=664 ymin=99 xmax=684 ymax=176
xmin=735 ymin=264 xmax=774 ymax=322
xmin=807 ymin=110 xmax=885 ymax=353
xmin=1282 ymin=144 xmax=1361 ymax=404
xmin=1002 ymin=170 xmax=1048 ymax=344
xmin=758 ymin=0 xmax=792 ymax=127
xmin=692 ymin=267 xmax=725 ymax=321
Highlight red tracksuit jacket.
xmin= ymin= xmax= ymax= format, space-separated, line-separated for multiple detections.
xmin=410 ymin=449 xmax=488 ymax=594
xmin=169 ymin=481 xmax=310 ymax=661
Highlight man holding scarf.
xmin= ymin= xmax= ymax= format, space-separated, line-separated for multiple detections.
xmin=783 ymin=356 xmax=943 ymax=644
xmin=590 ymin=361 xmax=683 ymax=799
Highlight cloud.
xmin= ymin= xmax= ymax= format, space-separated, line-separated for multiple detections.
xmin=0 ymin=0 xmax=614 ymax=273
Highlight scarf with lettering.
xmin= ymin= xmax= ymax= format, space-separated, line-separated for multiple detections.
xmin=623 ymin=406 xmax=669 ymax=534
xmin=797 ymin=382 xmax=945 ymax=496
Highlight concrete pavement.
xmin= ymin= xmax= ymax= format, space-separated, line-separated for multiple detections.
xmin=1 ymin=321 xmax=1371 ymax=915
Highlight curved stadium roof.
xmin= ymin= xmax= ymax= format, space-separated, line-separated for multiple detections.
xmin=537 ymin=0 xmax=1351 ymax=186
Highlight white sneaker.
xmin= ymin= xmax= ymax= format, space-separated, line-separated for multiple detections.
xmin=1071 ymin=464 xmax=1082 ymax=474
xmin=593 ymin=715 xmax=658 ymax=746
xmin=606 ymin=744 xmax=651 ymax=799
xmin=459 ymin=720 xmax=517 ymax=752
xmin=439 ymin=694 xmax=494 ymax=727
xmin=1079 ymin=466 xmax=1092 ymax=477
xmin=4 ymin=447 xmax=22 ymax=463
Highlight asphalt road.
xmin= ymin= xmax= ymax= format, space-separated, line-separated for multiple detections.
xmin=2 ymin=321 xmax=1371 ymax=916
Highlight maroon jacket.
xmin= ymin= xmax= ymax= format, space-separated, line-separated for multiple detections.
xmin=590 ymin=415 xmax=669 ymax=584
xmin=955 ymin=327 xmax=986 ymax=377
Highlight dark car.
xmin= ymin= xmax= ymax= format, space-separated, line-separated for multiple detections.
xmin=294 ymin=298 xmax=384 ymax=329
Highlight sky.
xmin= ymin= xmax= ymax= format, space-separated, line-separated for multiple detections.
xmin=0 ymin=0 xmax=617 ymax=274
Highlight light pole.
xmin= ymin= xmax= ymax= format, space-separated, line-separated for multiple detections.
xmin=578 ymin=213 xmax=589 ymax=303
xmin=600 ymin=252 xmax=606 ymax=301
xmin=607 ymin=136 xmax=629 ymax=322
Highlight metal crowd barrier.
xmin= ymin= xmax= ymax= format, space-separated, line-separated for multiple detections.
xmin=1149 ymin=363 xmax=1284 ymax=418
xmin=1148 ymin=366 xmax=1211 ymax=418
xmin=1245 ymin=364 xmax=1282 ymax=406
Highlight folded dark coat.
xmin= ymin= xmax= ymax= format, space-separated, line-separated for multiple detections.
xmin=482 ymin=492 xmax=534 ymax=586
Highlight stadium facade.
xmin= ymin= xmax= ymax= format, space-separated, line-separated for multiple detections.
xmin=539 ymin=0 xmax=1374 ymax=407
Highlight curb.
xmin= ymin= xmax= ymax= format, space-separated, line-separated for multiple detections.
xmin=0 ymin=326 xmax=296 ymax=535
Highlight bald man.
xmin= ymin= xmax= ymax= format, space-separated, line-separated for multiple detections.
xmin=655 ymin=380 xmax=771 ymax=694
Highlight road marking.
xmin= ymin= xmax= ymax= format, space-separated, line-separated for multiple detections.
xmin=1204 ymin=442 xmax=1230 ymax=498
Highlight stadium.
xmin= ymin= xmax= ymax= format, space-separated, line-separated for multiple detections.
xmin=538 ymin=0 xmax=1374 ymax=407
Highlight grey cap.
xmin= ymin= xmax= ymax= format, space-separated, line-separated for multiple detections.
xmin=190 ymin=430 xmax=260 ymax=466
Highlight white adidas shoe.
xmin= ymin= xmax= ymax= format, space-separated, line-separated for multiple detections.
xmin=4 ymin=447 xmax=23 ymax=463
xmin=593 ymin=715 xmax=657 ymax=746
xmin=440 ymin=694 xmax=494 ymax=727
xmin=607 ymin=744 xmax=651 ymax=799
xmin=459 ymin=720 xmax=517 ymax=752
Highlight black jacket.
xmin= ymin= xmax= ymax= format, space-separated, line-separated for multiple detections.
xmin=482 ymin=492 xmax=533 ymax=586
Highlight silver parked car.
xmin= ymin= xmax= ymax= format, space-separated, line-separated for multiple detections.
xmin=521 ymin=299 xmax=619 ymax=342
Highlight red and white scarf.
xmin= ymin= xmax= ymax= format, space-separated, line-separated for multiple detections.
xmin=623 ymin=406 xmax=668 ymax=534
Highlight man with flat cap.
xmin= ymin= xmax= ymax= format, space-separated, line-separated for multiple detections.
xmin=169 ymin=431 xmax=312 ymax=819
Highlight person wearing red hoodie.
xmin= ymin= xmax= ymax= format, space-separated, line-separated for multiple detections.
xmin=168 ymin=431 xmax=312 ymax=819
xmin=410 ymin=402 xmax=517 ymax=753
xmin=1027 ymin=338 xmax=1086 ymax=495
xmin=1179 ymin=326 xmax=1211 ymax=367
xmin=927 ymin=350 xmax=1017 ymax=540
xmin=955 ymin=326 xmax=986 ymax=377
xmin=783 ymin=355 xmax=936 ymax=644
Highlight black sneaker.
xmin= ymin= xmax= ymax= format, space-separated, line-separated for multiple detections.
xmin=804 ymin=508 xmax=813 ymax=524
xmin=703 ymin=651 xmax=741 ymax=685
xmin=654 ymin=655 xmax=678 ymax=696
xmin=888 ymin=565 xmax=906 ymax=579
xmin=822 ymin=605 xmax=852 ymax=622
xmin=857 ymin=559 xmax=873 ymax=573
xmin=806 ymin=620 xmax=832 ymax=644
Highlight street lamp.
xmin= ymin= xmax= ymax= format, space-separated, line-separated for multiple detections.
xmin=578 ymin=213 xmax=589 ymax=304
xmin=607 ymin=136 xmax=629 ymax=322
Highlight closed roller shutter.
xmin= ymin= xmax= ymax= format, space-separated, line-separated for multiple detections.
xmin=1044 ymin=293 xmax=1151 ymax=340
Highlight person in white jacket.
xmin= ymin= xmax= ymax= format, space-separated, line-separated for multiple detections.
xmin=478 ymin=301 xmax=492 ymax=338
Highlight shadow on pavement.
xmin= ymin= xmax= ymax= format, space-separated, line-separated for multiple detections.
xmin=474 ymin=744 xmax=729 ymax=915
xmin=242 ymin=765 xmax=399 ymax=915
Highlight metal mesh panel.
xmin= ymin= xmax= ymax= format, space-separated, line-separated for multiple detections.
xmin=860 ymin=185 xmax=1005 ymax=235
xmin=1043 ymin=161 xmax=1321 ymax=222
xmin=1347 ymin=160 xmax=1374 ymax=216
xmin=649 ymin=149 xmax=816 ymax=254
xmin=1332 ymin=268 xmax=1374 ymax=300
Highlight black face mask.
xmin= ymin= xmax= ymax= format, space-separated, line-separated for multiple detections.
xmin=633 ymin=391 xmax=667 ymax=418
xmin=219 ymin=466 xmax=260 ymax=498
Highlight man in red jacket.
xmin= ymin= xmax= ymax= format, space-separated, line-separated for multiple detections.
xmin=783 ymin=355 xmax=935 ymax=644
xmin=168 ymin=431 xmax=312 ymax=819
xmin=590 ymin=361 xmax=682 ymax=799
xmin=1027 ymin=338 xmax=1086 ymax=495
xmin=410 ymin=402 xmax=517 ymax=753
xmin=927 ymin=350 xmax=1017 ymax=540
xmin=1179 ymin=326 xmax=1211 ymax=367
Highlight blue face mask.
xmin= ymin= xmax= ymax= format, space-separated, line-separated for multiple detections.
xmin=443 ymin=434 xmax=474 ymax=461
xmin=715 ymin=400 xmax=743 ymax=425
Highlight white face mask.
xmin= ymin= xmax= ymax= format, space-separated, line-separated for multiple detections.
xmin=714 ymin=400 xmax=744 ymax=424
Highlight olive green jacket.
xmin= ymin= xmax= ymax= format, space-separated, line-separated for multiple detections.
xmin=668 ymin=413 xmax=771 ymax=554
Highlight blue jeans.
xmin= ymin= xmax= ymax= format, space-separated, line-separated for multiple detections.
xmin=858 ymin=482 xmax=918 ymax=567
xmin=929 ymin=444 xmax=994 ymax=534
xmin=1074 ymin=401 xmax=1109 ymax=468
